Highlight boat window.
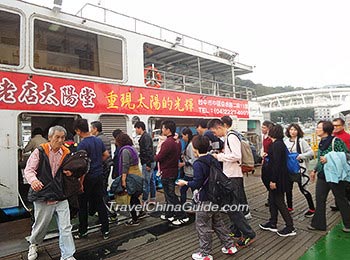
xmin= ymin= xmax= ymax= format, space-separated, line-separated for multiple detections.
xmin=33 ymin=19 xmax=123 ymax=80
xmin=0 ymin=10 xmax=20 ymax=66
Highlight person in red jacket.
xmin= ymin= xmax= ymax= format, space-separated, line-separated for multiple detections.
xmin=332 ymin=118 xmax=350 ymax=150
xmin=261 ymin=120 xmax=275 ymax=207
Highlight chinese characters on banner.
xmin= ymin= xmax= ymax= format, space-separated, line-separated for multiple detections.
xmin=0 ymin=71 xmax=249 ymax=118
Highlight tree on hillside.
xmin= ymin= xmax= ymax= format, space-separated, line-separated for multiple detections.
xmin=271 ymin=109 xmax=314 ymax=124
xmin=235 ymin=77 xmax=304 ymax=96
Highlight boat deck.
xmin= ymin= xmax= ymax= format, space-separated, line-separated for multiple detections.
xmin=0 ymin=167 xmax=342 ymax=260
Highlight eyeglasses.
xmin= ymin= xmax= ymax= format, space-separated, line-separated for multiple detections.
xmin=333 ymin=124 xmax=342 ymax=128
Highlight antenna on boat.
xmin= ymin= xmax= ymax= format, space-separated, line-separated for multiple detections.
xmin=52 ymin=0 xmax=63 ymax=13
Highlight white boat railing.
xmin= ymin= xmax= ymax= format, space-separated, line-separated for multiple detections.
xmin=76 ymin=3 xmax=240 ymax=62
xmin=144 ymin=68 xmax=256 ymax=100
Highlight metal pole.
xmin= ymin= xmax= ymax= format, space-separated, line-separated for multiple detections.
xmin=231 ymin=65 xmax=236 ymax=98
xmin=197 ymin=57 xmax=202 ymax=94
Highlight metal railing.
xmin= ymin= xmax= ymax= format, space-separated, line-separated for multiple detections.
xmin=76 ymin=3 xmax=239 ymax=61
xmin=144 ymin=67 xmax=256 ymax=100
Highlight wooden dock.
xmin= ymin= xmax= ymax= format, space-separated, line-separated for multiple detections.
xmin=0 ymin=167 xmax=342 ymax=260
xmin=109 ymin=168 xmax=341 ymax=260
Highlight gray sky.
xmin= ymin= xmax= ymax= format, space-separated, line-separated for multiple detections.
xmin=26 ymin=0 xmax=350 ymax=88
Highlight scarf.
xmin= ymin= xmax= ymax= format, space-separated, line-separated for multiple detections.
xmin=319 ymin=135 xmax=334 ymax=151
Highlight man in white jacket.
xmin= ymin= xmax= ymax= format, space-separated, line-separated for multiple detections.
xmin=208 ymin=119 xmax=256 ymax=248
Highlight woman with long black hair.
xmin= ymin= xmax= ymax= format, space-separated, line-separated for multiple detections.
xmin=284 ymin=123 xmax=315 ymax=217
xmin=179 ymin=127 xmax=196 ymax=206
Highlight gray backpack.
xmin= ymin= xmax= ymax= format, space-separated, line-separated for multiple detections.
xmin=227 ymin=131 xmax=255 ymax=173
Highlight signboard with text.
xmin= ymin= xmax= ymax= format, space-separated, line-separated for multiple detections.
xmin=0 ymin=71 xmax=249 ymax=118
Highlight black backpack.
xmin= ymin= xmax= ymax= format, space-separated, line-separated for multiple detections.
xmin=196 ymin=156 xmax=234 ymax=206
xmin=62 ymin=150 xmax=90 ymax=178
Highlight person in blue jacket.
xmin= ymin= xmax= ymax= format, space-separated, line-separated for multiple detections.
xmin=177 ymin=135 xmax=237 ymax=260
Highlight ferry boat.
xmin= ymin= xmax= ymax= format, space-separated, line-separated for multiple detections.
xmin=0 ymin=0 xmax=263 ymax=219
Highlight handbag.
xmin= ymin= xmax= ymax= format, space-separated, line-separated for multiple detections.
xmin=286 ymin=141 xmax=301 ymax=182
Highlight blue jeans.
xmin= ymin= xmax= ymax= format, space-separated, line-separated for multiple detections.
xmin=142 ymin=162 xmax=156 ymax=202
xmin=30 ymin=200 xmax=75 ymax=259
xmin=180 ymin=175 xmax=193 ymax=205
xmin=150 ymin=168 xmax=157 ymax=200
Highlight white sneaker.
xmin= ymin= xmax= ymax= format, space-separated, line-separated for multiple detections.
xmin=191 ymin=252 xmax=213 ymax=260
xmin=172 ymin=217 xmax=190 ymax=226
xmin=244 ymin=212 xmax=252 ymax=220
xmin=60 ymin=257 xmax=76 ymax=260
xmin=222 ymin=246 xmax=238 ymax=255
xmin=160 ymin=214 xmax=174 ymax=222
xmin=28 ymin=244 xmax=38 ymax=260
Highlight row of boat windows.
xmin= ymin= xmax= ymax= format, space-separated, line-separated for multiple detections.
xmin=0 ymin=10 xmax=123 ymax=80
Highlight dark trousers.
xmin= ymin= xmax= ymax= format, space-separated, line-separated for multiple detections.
xmin=228 ymin=211 xmax=255 ymax=238
xmin=261 ymin=162 xmax=270 ymax=205
xmin=228 ymin=178 xmax=255 ymax=238
xmin=286 ymin=180 xmax=315 ymax=210
xmin=311 ymin=178 xmax=350 ymax=230
xmin=269 ymin=190 xmax=294 ymax=229
xmin=130 ymin=193 xmax=141 ymax=221
xmin=235 ymin=177 xmax=250 ymax=215
xmin=162 ymin=177 xmax=186 ymax=219
xmin=78 ymin=176 xmax=109 ymax=234
xmin=180 ymin=176 xmax=194 ymax=205
xmin=102 ymin=164 xmax=112 ymax=201
xmin=334 ymin=182 xmax=350 ymax=208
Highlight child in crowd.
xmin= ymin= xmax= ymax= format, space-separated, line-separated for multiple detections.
xmin=177 ymin=135 xmax=237 ymax=260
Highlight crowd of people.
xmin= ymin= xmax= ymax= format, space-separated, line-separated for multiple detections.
xmin=22 ymin=116 xmax=350 ymax=260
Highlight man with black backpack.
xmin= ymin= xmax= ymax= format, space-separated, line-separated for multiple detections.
xmin=207 ymin=119 xmax=256 ymax=249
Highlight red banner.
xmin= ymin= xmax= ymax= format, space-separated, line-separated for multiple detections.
xmin=0 ymin=71 xmax=249 ymax=118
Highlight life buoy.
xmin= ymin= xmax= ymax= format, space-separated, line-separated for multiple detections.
xmin=144 ymin=66 xmax=162 ymax=88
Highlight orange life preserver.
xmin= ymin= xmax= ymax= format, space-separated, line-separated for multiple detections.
xmin=144 ymin=66 xmax=162 ymax=88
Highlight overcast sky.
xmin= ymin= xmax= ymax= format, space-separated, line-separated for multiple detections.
xmin=25 ymin=0 xmax=350 ymax=88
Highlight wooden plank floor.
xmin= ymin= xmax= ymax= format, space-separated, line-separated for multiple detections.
xmin=1 ymin=167 xmax=342 ymax=260
xmin=107 ymin=168 xmax=341 ymax=260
